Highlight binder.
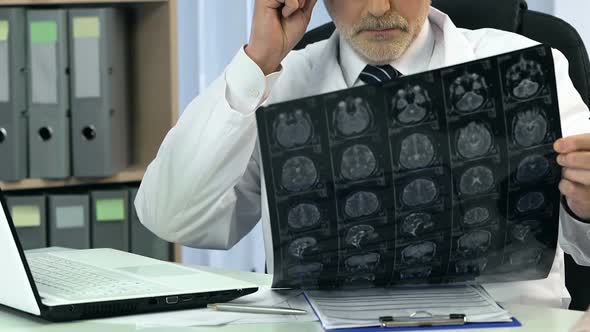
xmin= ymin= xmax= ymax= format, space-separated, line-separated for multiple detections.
xmin=48 ymin=194 xmax=90 ymax=249
xmin=129 ymin=188 xmax=171 ymax=261
xmin=90 ymin=189 xmax=128 ymax=251
xmin=0 ymin=8 xmax=27 ymax=181
xmin=27 ymin=9 xmax=70 ymax=179
xmin=68 ymin=8 xmax=130 ymax=177
xmin=5 ymin=195 xmax=47 ymax=250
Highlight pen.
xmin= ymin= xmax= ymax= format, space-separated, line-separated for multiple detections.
xmin=207 ymin=303 xmax=308 ymax=315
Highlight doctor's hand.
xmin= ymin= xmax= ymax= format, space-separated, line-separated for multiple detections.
xmin=555 ymin=134 xmax=590 ymax=221
xmin=246 ymin=0 xmax=318 ymax=75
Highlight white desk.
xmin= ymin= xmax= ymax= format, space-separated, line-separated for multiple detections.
xmin=0 ymin=266 xmax=584 ymax=332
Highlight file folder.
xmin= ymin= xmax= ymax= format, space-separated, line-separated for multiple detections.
xmin=129 ymin=188 xmax=171 ymax=261
xmin=5 ymin=195 xmax=47 ymax=250
xmin=48 ymin=194 xmax=90 ymax=249
xmin=27 ymin=9 xmax=70 ymax=179
xmin=91 ymin=189 xmax=129 ymax=251
xmin=0 ymin=8 xmax=27 ymax=181
xmin=69 ymin=8 xmax=130 ymax=177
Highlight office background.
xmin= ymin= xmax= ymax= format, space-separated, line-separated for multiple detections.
xmin=176 ymin=0 xmax=590 ymax=272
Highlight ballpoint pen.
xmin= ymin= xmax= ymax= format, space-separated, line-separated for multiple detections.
xmin=207 ymin=303 xmax=308 ymax=315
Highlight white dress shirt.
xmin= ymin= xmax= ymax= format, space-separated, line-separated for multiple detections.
xmin=136 ymin=7 xmax=590 ymax=308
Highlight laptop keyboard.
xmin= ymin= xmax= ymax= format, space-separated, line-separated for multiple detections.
xmin=28 ymin=254 xmax=171 ymax=300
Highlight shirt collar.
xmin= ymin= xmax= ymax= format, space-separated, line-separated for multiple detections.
xmin=339 ymin=14 xmax=435 ymax=87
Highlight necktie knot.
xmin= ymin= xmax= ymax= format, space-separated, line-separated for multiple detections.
xmin=360 ymin=64 xmax=402 ymax=84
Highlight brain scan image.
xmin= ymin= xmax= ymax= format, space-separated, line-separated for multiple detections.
xmin=281 ymin=156 xmax=318 ymax=192
xmin=345 ymin=253 xmax=381 ymax=273
xmin=511 ymin=220 xmax=541 ymax=242
xmin=273 ymin=109 xmax=313 ymax=149
xmin=345 ymin=225 xmax=379 ymax=249
xmin=400 ymin=266 xmax=433 ymax=280
xmin=513 ymin=108 xmax=548 ymax=148
xmin=450 ymin=72 xmax=489 ymax=112
xmin=506 ymin=55 xmax=545 ymax=100
xmin=344 ymin=191 xmax=380 ymax=219
xmin=392 ymin=85 xmax=432 ymax=125
xmin=402 ymin=241 xmax=437 ymax=265
xmin=456 ymin=122 xmax=493 ymax=159
xmin=340 ymin=144 xmax=378 ymax=180
xmin=399 ymin=133 xmax=436 ymax=170
xmin=459 ymin=166 xmax=495 ymax=196
xmin=288 ymin=237 xmax=318 ymax=259
xmin=509 ymin=247 xmax=543 ymax=266
xmin=463 ymin=207 xmax=491 ymax=226
xmin=287 ymin=203 xmax=321 ymax=230
xmin=516 ymin=192 xmax=545 ymax=213
xmin=345 ymin=274 xmax=376 ymax=284
xmin=455 ymin=257 xmax=488 ymax=274
xmin=402 ymin=179 xmax=438 ymax=207
xmin=287 ymin=263 xmax=323 ymax=279
xmin=334 ymin=97 xmax=373 ymax=136
xmin=402 ymin=212 xmax=435 ymax=236
xmin=516 ymin=155 xmax=550 ymax=183
xmin=458 ymin=230 xmax=492 ymax=256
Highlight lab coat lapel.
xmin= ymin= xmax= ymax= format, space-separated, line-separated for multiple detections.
xmin=306 ymin=32 xmax=348 ymax=95
xmin=428 ymin=7 xmax=477 ymax=70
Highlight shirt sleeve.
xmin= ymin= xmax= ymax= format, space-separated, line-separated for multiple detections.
xmin=225 ymin=46 xmax=282 ymax=114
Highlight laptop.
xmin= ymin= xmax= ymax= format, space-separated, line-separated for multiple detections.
xmin=0 ymin=189 xmax=258 ymax=322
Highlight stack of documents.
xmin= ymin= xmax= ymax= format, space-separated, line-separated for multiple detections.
xmin=305 ymin=285 xmax=515 ymax=330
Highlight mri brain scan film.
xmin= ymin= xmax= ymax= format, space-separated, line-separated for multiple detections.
xmin=287 ymin=203 xmax=322 ymax=230
xmin=456 ymin=122 xmax=494 ymax=159
xmin=257 ymin=45 xmax=562 ymax=289
xmin=281 ymin=156 xmax=319 ymax=192
xmin=459 ymin=166 xmax=495 ymax=196
xmin=274 ymin=110 xmax=314 ymax=149
xmin=334 ymin=97 xmax=374 ymax=136
xmin=392 ymin=85 xmax=432 ymax=125
xmin=506 ymin=55 xmax=545 ymax=100
xmin=449 ymin=72 xmax=489 ymax=112
xmin=399 ymin=133 xmax=436 ymax=170
xmin=344 ymin=191 xmax=381 ymax=219
xmin=340 ymin=144 xmax=378 ymax=180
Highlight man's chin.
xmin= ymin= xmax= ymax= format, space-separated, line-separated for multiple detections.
xmin=351 ymin=39 xmax=409 ymax=64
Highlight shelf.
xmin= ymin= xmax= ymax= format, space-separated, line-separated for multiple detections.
xmin=0 ymin=0 xmax=166 ymax=5
xmin=0 ymin=165 xmax=146 ymax=191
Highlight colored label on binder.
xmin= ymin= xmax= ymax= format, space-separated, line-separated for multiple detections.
xmin=0 ymin=21 xmax=8 ymax=41
xmin=56 ymin=206 xmax=85 ymax=229
xmin=11 ymin=205 xmax=41 ymax=228
xmin=30 ymin=21 xmax=57 ymax=43
xmin=96 ymin=198 xmax=124 ymax=222
xmin=73 ymin=17 xmax=100 ymax=39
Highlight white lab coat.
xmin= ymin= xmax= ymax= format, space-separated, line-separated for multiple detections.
xmin=136 ymin=8 xmax=590 ymax=308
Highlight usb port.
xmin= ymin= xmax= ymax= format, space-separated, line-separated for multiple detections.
xmin=180 ymin=295 xmax=193 ymax=303
xmin=165 ymin=296 xmax=179 ymax=305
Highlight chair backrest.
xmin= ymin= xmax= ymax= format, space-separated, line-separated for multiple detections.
xmin=294 ymin=0 xmax=590 ymax=311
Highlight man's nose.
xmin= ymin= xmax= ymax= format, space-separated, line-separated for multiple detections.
xmin=367 ymin=0 xmax=391 ymax=17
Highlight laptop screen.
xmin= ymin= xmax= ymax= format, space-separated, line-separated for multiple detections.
xmin=0 ymin=189 xmax=41 ymax=315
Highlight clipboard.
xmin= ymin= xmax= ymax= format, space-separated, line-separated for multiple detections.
xmin=305 ymin=295 xmax=522 ymax=332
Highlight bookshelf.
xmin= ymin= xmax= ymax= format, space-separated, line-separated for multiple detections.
xmin=0 ymin=0 xmax=181 ymax=261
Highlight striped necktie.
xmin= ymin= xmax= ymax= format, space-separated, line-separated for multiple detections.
xmin=359 ymin=64 xmax=402 ymax=84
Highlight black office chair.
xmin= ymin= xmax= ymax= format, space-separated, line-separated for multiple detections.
xmin=295 ymin=0 xmax=590 ymax=311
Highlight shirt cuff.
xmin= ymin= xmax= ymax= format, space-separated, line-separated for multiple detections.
xmin=562 ymin=196 xmax=590 ymax=224
xmin=225 ymin=46 xmax=282 ymax=115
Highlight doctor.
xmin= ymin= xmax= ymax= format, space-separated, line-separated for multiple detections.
xmin=136 ymin=0 xmax=590 ymax=308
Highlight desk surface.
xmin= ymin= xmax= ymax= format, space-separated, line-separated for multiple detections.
xmin=0 ymin=266 xmax=584 ymax=332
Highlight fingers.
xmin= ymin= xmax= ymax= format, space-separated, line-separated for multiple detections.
xmin=562 ymin=168 xmax=590 ymax=186
xmin=554 ymin=134 xmax=590 ymax=154
xmin=560 ymin=179 xmax=590 ymax=206
xmin=280 ymin=0 xmax=303 ymax=17
xmin=557 ymin=152 xmax=590 ymax=170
